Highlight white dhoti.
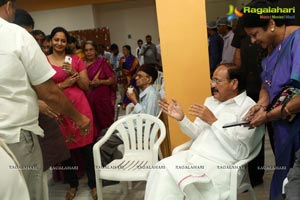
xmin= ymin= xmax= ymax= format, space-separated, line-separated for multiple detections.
xmin=145 ymin=150 xmax=240 ymax=200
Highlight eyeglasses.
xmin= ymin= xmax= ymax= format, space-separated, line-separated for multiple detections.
xmin=136 ymin=74 xmax=149 ymax=79
xmin=210 ymin=78 xmax=229 ymax=85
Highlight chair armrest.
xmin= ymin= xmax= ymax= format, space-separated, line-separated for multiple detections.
xmin=229 ymin=142 xmax=262 ymax=200
xmin=172 ymin=140 xmax=193 ymax=155
xmin=93 ymin=128 xmax=116 ymax=169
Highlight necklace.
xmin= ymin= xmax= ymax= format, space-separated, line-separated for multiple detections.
xmin=264 ymin=26 xmax=286 ymax=88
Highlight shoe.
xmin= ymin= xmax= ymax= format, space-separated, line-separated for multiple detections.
xmin=251 ymin=179 xmax=264 ymax=187
xmin=65 ymin=187 xmax=77 ymax=200
xmin=91 ymin=188 xmax=97 ymax=200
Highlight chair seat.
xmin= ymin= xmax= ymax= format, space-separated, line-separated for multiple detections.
xmin=98 ymin=154 xmax=154 ymax=181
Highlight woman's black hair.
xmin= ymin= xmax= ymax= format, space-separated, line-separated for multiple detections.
xmin=123 ymin=45 xmax=132 ymax=55
xmin=49 ymin=27 xmax=72 ymax=54
xmin=239 ymin=0 xmax=286 ymax=29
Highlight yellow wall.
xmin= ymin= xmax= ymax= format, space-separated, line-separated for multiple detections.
xmin=156 ymin=0 xmax=211 ymax=149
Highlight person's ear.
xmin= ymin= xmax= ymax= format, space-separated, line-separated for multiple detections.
xmin=231 ymin=79 xmax=238 ymax=90
xmin=148 ymin=76 xmax=153 ymax=84
xmin=269 ymin=19 xmax=276 ymax=32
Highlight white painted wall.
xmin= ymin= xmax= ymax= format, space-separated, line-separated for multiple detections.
xmin=93 ymin=0 xmax=159 ymax=52
xmin=30 ymin=5 xmax=95 ymax=34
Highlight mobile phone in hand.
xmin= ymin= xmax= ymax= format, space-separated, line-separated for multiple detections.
xmin=64 ymin=56 xmax=72 ymax=64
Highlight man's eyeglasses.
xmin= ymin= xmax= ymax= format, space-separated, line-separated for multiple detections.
xmin=136 ymin=74 xmax=149 ymax=79
xmin=210 ymin=78 xmax=229 ymax=85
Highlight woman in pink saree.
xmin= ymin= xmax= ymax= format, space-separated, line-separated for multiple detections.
xmin=47 ymin=27 xmax=97 ymax=200
xmin=83 ymin=41 xmax=116 ymax=138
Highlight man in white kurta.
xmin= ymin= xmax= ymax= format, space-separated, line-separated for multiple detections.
xmin=145 ymin=64 xmax=264 ymax=200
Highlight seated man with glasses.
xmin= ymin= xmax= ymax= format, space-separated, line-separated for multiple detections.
xmin=145 ymin=63 xmax=264 ymax=200
xmin=99 ymin=65 xmax=160 ymax=185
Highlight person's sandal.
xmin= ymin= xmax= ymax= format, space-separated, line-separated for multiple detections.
xmin=91 ymin=188 xmax=97 ymax=200
xmin=65 ymin=187 xmax=77 ymax=200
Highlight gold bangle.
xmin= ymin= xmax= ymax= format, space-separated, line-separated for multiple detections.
xmin=285 ymin=106 xmax=292 ymax=116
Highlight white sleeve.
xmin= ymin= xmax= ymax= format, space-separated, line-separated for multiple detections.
xmin=211 ymin=111 xmax=264 ymax=160
xmin=178 ymin=116 xmax=207 ymax=139
xmin=19 ymin=30 xmax=55 ymax=86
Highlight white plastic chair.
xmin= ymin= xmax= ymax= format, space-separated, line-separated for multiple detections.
xmin=282 ymin=177 xmax=288 ymax=194
xmin=172 ymin=140 xmax=261 ymax=200
xmin=93 ymin=114 xmax=166 ymax=200
xmin=153 ymin=71 xmax=164 ymax=92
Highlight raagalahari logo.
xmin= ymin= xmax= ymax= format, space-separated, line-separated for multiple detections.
xmin=227 ymin=5 xmax=243 ymax=22
xmin=227 ymin=4 xmax=296 ymax=22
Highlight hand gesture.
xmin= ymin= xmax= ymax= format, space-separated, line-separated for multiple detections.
xmin=89 ymin=79 xmax=102 ymax=88
xmin=243 ymin=105 xmax=265 ymax=122
xmin=159 ymin=99 xmax=184 ymax=121
xmin=188 ymin=104 xmax=217 ymax=125
xmin=75 ymin=114 xmax=91 ymax=136
xmin=63 ymin=72 xmax=79 ymax=88
xmin=248 ymin=108 xmax=268 ymax=127
xmin=38 ymin=100 xmax=60 ymax=119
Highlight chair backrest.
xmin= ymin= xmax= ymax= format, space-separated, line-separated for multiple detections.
xmin=106 ymin=114 xmax=166 ymax=163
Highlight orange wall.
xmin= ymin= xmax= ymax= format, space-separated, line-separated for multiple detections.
xmin=156 ymin=0 xmax=211 ymax=149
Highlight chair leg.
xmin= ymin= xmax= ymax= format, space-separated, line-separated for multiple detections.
xmin=158 ymin=148 xmax=163 ymax=160
xmin=248 ymin=186 xmax=256 ymax=200
xmin=96 ymin=178 xmax=103 ymax=200
xmin=128 ymin=181 xmax=132 ymax=190
xmin=121 ymin=181 xmax=128 ymax=195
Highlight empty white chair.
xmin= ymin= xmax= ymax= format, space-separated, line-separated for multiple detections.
xmin=93 ymin=114 xmax=166 ymax=200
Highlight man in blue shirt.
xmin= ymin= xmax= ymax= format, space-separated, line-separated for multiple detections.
xmin=100 ymin=65 xmax=160 ymax=186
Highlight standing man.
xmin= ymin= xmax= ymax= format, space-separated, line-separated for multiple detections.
xmin=207 ymin=20 xmax=223 ymax=76
xmin=135 ymin=39 xmax=144 ymax=65
xmin=217 ymin=17 xmax=235 ymax=64
xmin=139 ymin=35 xmax=158 ymax=67
xmin=0 ymin=1 xmax=91 ymax=199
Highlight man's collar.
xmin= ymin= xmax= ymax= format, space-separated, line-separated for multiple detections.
xmin=139 ymin=85 xmax=153 ymax=98
xmin=213 ymin=91 xmax=246 ymax=106
xmin=222 ymin=91 xmax=247 ymax=106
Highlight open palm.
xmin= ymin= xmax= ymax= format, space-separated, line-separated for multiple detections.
xmin=159 ymin=99 xmax=184 ymax=121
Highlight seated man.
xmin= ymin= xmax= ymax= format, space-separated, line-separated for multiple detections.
xmin=145 ymin=63 xmax=264 ymax=200
xmin=100 ymin=65 xmax=160 ymax=168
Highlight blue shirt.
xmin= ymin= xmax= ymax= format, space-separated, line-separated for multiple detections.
xmin=132 ymin=85 xmax=160 ymax=116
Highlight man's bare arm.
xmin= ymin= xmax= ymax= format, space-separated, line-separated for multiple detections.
xmin=33 ymin=79 xmax=90 ymax=131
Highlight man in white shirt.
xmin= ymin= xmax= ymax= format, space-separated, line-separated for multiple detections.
xmin=0 ymin=139 xmax=30 ymax=200
xmin=0 ymin=1 xmax=91 ymax=199
xmin=135 ymin=39 xmax=144 ymax=65
xmin=145 ymin=63 xmax=264 ymax=200
xmin=217 ymin=17 xmax=236 ymax=64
